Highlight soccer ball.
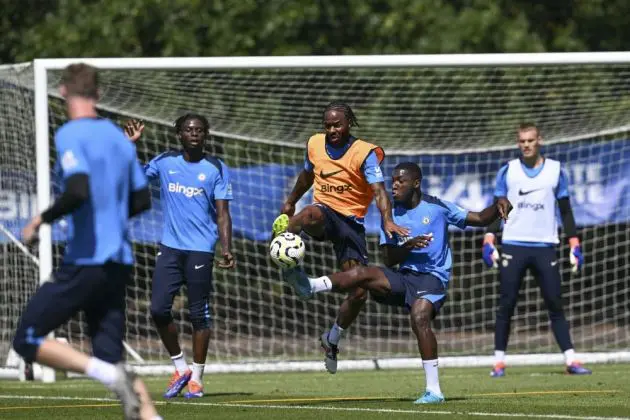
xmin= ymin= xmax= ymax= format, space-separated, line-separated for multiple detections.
xmin=269 ymin=232 xmax=305 ymax=269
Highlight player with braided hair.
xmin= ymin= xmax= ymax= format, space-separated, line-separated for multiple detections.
xmin=273 ymin=101 xmax=408 ymax=374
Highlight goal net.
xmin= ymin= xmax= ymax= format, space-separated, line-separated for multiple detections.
xmin=1 ymin=56 xmax=629 ymax=376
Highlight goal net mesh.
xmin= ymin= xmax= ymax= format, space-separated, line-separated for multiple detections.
xmin=1 ymin=62 xmax=628 ymax=365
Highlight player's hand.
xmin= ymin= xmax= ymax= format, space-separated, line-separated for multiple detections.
xmin=495 ymin=197 xmax=512 ymax=221
xmin=22 ymin=215 xmax=42 ymax=246
xmin=124 ymin=119 xmax=145 ymax=142
xmin=569 ymin=237 xmax=583 ymax=273
xmin=482 ymin=233 xmax=500 ymax=268
xmin=280 ymin=201 xmax=296 ymax=217
xmin=383 ymin=219 xmax=410 ymax=239
xmin=216 ymin=250 xmax=235 ymax=269
xmin=404 ymin=234 xmax=433 ymax=249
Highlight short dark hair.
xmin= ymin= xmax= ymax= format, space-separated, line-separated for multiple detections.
xmin=174 ymin=113 xmax=210 ymax=134
xmin=394 ymin=162 xmax=422 ymax=181
xmin=323 ymin=102 xmax=359 ymax=127
xmin=518 ymin=122 xmax=540 ymax=135
xmin=60 ymin=63 xmax=98 ymax=99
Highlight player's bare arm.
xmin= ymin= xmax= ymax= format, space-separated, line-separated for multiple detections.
xmin=281 ymin=169 xmax=315 ymax=216
xmin=215 ymin=199 xmax=234 ymax=269
xmin=371 ymin=181 xmax=409 ymax=238
xmin=381 ymin=234 xmax=433 ymax=267
xmin=466 ymin=197 xmax=512 ymax=227
xmin=124 ymin=119 xmax=145 ymax=142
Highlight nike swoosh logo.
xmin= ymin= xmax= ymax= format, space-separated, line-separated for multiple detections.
xmin=518 ymin=188 xmax=542 ymax=196
xmin=194 ymin=264 xmax=205 ymax=270
xmin=168 ymin=170 xmax=178 ymax=175
xmin=320 ymin=169 xmax=343 ymax=179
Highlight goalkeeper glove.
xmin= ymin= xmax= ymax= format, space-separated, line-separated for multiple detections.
xmin=482 ymin=233 xmax=500 ymax=268
xmin=569 ymin=237 xmax=583 ymax=273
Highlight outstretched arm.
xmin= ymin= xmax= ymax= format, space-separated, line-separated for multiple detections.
xmin=481 ymin=204 xmax=502 ymax=268
xmin=371 ymin=182 xmax=409 ymax=238
xmin=381 ymin=234 xmax=434 ymax=267
xmin=124 ymin=119 xmax=162 ymax=180
xmin=466 ymin=197 xmax=512 ymax=227
xmin=124 ymin=119 xmax=145 ymax=143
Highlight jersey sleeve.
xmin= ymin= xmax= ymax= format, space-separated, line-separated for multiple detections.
xmin=441 ymin=199 xmax=469 ymax=230
xmin=131 ymin=158 xmax=148 ymax=192
xmin=361 ymin=150 xmax=385 ymax=184
xmin=214 ymin=160 xmax=234 ymax=201
xmin=55 ymin=127 xmax=89 ymax=179
xmin=556 ymin=165 xmax=570 ymax=199
xmin=144 ymin=156 xmax=160 ymax=179
xmin=494 ymin=164 xmax=509 ymax=197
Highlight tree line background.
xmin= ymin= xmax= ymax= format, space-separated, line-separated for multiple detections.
xmin=3 ymin=0 xmax=630 ymax=63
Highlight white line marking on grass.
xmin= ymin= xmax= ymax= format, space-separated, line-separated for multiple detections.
xmin=0 ymin=395 xmax=117 ymax=402
xmin=0 ymin=394 xmax=628 ymax=420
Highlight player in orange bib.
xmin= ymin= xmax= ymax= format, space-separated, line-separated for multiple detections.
xmin=272 ymin=102 xmax=408 ymax=374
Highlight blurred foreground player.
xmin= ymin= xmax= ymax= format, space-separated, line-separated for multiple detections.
xmin=13 ymin=63 xmax=160 ymax=420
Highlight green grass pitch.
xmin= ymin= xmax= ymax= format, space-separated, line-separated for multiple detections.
xmin=0 ymin=364 xmax=629 ymax=419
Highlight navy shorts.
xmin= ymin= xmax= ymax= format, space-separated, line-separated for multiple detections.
xmin=378 ymin=268 xmax=447 ymax=314
xmin=150 ymin=244 xmax=214 ymax=329
xmin=13 ymin=262 xmax=130 ymax=363
xmin=313 ymin=203 xmax=368 ymax=266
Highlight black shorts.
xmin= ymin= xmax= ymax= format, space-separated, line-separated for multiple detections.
xmin=13 ymin=262 xmax=130 ymax=363
xmin=376 ymin=268 xmax=447 ymax=314
xmin=150 ymin=244 xmax=214 ymax=329
xmin=313 ymin=203 xmax=369 ymax=266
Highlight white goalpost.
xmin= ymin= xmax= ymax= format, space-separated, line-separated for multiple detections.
xmin=1 ymin=53 xmax=629 ymax=381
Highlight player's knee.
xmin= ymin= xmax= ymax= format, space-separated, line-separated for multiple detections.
xmin=496 ymin=297 xmax=518 ymax=318
xmin=300 ymin=205 xmax=324 ymax=227
xmin=340 ymin=265 xmax=371 ymax=295
xmin=12 ymin=326 xmax=43 ymax=363
xmin=546 ymin=298 xmax=565 ymax=317
xmin=150 ymin=305 xmax=173 ymax=327
xmin=342 ymin=259 xmax=361 ymax=271
xmin=189 ymin=300 xmax=212 ymax=331
xmin=92 ymin=342 xmax=124 ymax=364
xmin=347 ymin=285 xmax=369 ymax=304
xmin=411 ymin=305 xmax=433 ymax=330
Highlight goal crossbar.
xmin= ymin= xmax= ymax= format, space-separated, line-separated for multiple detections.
xmin=34 ymin=52 xmax=630 ymax=71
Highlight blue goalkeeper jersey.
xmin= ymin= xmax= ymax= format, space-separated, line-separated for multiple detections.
xmin=145 ymin=151 xmax=233 ymax=252
xmin=55 ymin=118 xmax=147 ymax=265
xmin=379 ymin=195 xmax=469 ymax=284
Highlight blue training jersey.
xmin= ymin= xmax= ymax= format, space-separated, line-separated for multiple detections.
xmin=145 ymin=151 xmax=233 ymax=252
xmin=379 ymin=195 xmax=469 ymax=284
xmin=55 ymin=118 xmax=148 ymax=266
